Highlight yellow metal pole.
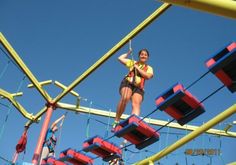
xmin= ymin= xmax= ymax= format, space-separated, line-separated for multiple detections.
xmin=0 ymin=33 xmax=52 ymax=102
xmin=53 ymin=3 xmax=171 ymax=103
xmin=56 ymin=102 xmax=236 ymax=138
xmin=54 ymin=81 xmax=79 ymax=97
xmin=27 ymin=80 xmax=53 ymax=88
xmin=135 ymin=104 xmax=236 ymax=165
xmin=0 ymin=88 xmax=40 ymax=121
xmin=159 ymin=0 xmax=236 ymax=19
xmin=25 ymin=107 xmax=47 ymax=128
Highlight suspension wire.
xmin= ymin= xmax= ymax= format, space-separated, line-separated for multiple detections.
xmin=104 ymin=109 xmax=112 ymax=138
xmin=0 ymin=155 xmax=12 ymax=164
xmin=0 ymin=46 xmax=24 ymax=74
xmin=0 ymin=60 xmax=10 ymax=80
xmin=199 ymin=85 xmax=225 ymax=104
xmin=86 ymin=101 xmax=92 ymax=138
xmin=165 ymin=121 xmax=170 ymax=159
xmin=0 ymin=75 xmax=26 ymax=145
xmin=55 ymin=112 xmax=68 ymax=156
xmin=185 ymin=71 xmax=210 ymax=91
xmin=0 ymin=102 xmax=10 ymax=108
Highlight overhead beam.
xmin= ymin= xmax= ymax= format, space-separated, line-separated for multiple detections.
xmin=135 ymin=104 xmax=236 ymax=165
xmin=0 ymin=92 xmax=23 ymax=98
xmin=159 ymin=0 xmax=236 ymax=19
xmin=53 ymin=3 xmax=171 ymax=103
xmin=28 ymin=80 xmax=53 ymax=88
xmin=0 ymin=88 xmax=40 ymax=121
xmin=56 ymin=102 xmax=236 ymax=138
xmin=0 ymin=33 xmax=52 ymax=102
xmin=54 ymin=81 xmax=79 ymax=97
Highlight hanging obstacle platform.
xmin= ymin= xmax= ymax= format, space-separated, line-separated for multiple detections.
xmin=114 ymin=114 xmax=160 ymax=150
xmin=155 ymin=83 xmax=205 ymax=126
xmin=82 ymin=135 xmax=122 ymax=162
xmin=206 ymin=42 xmax=236 ymax=93
xmin=41 ymin=156 xmax=66 ymax=165
xmin=59 ymin=148 xmax=94 ymax=165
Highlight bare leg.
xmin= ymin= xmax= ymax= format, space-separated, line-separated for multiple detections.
xmin=115 ymin=87 xmax=132 ymax=122
xmin=39 ymin=146 xmax=49 ymax=164
xmin=131 ymin=93 xmax=143 ymax=116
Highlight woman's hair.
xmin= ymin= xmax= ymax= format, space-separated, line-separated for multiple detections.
xmin=138 ymin=48 xmax=149 ymax=57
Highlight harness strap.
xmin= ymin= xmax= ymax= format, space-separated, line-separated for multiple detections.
xmin=127 ymin=62 xmax=148 ymax=89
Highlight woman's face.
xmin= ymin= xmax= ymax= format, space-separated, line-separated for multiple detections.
xmin=139 ymin=50 xmax=149 ymax=63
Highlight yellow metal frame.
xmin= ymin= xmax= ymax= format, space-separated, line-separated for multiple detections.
xmin=159 ymin=0 xmax=236 ymax=19
xmin=135 ymin=104 xmax=236 ymax=165
xmin=27 ymin=80 xmax=53 ymax=88
xmin=0 ymin=33 xmax=52 ymax=102
xmin=56 ymin=102 xmax=236 ymax=138
xmin=0 ymin=92 xmax=23 ymax=98
xmin=0 ymin=88 xmax=40 ymax=121
xmin=54 ymin=81 xmax=79 ymax=97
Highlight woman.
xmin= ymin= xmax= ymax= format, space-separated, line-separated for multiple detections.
xmin=40 ymin=115 xmax=65 ymax=163
xmin=112 ymin=48 xmax=154 ymax=131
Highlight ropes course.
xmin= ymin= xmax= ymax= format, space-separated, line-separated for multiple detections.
xmin=0 ymin=1 xmax=236 ymax=165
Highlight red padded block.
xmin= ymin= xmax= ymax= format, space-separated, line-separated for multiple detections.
xmin=155 ymin=83 xmax=205 ymax=125
xmin=206 ymin=58 xmax=216 ymax=68
xmin=173 ymin=84 xmax=184 ymax=92
xmin=83 ymin=136 xmax=121 ymax=159
xmin=155 ymin=96 xmax=164 ymax=106
xmin=59 ymin=148 xmax=93 ymax=165
xmin=114 ymin=115 xmax=160 ymax=148
xmin=227 ymin=42 xmax=236 ymax=51
xmin=215 ymin=70 xmax=233 ymax=86
xmin=41 ymin=157 xmax=66 ymax=165
xmin=183 ymin=91 xmax=203 ymax=109
xmin=164 ymin=106 xmax=183 ymax=120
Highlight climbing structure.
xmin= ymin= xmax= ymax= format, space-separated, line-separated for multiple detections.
xmin=0 ymin=1 xmax=236 ymax=164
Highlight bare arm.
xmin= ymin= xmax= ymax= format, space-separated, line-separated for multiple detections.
xmin=118 ymin=50 xmax=132 ymax=65
xmin=134 ymin=64 xmax=153 ymax=80
xmin=50 ymin=115 xmax=65 ymax=129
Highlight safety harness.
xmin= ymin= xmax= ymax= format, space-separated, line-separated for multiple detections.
xmin=127 ymin=62 xmax=148 ymax=90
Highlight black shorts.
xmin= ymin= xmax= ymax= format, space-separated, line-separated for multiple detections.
xmin=119 ymin=79 xmax=144 ymax=98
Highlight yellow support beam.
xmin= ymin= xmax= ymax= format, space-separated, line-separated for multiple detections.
xmin=0 ymin=32 xmax=52 ymax=102
xmin=54 ymin=81 xmax=79 ymax=97
xmin=53 ymin=3 xmax=171 ymax=103
xmin=25 ymin=106 xmax=47 ymax=127
xmin=0 ymin=92 xmax=23 ymax=99
xmin=135 ymin=104 xmax=236 ymax=165
xmin=159 ymin=0 xmax=236 ymax=19
xmin=0 ymin=88 xmax=40 ymax=121
xmin=28 ymin=80 xmax=53 ymax=88
xmin=56 ymin=102 xmax=236 ymax=138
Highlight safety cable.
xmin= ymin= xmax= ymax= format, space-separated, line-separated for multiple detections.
xmin=185 ymin=71 xmax=210 ymax=90
xmin=86 ymin=101 xmax=93 ymax=138
xmin=0 ymin=75 xmax=26 ymax=144
xmin=0 ymin=60 xmax=10 ymax=80
xmin=0 ymin=155 xmax=12 ymax=164
xmin=0 ymin=46 xmax=24 ymax=74
xmin=55 ymin=112 xmax=68 ymax=156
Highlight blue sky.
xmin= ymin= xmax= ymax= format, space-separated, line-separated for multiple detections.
xmin=0 ymin=1 xmax=236 ymax=164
